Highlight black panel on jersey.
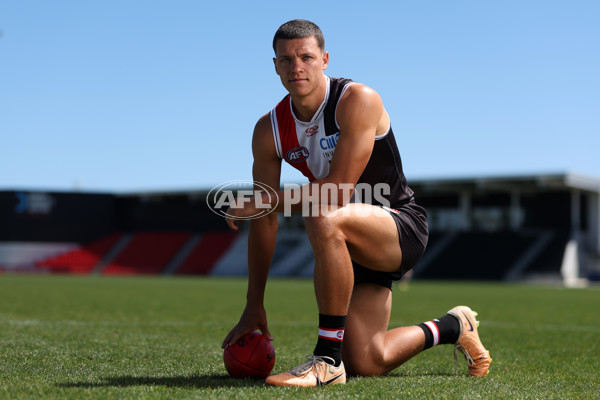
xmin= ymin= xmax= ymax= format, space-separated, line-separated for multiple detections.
xmin=325 ymin=77 xmax=414 ymax=208
xmin=323 ymin=77 xmax=353 ymax=137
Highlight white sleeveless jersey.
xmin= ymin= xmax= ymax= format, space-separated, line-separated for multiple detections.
xmin=270 ymin=76 xmax=414 ymax=207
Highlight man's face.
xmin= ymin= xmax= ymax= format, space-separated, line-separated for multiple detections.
xmin=273 ymin=36 xmax=329 ymax=97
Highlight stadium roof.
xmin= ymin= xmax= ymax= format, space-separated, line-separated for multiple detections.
xmin=411 ymin=171 xmax=600 ymax=195
xmin=117 ymin=171 xmax=600 ymax=197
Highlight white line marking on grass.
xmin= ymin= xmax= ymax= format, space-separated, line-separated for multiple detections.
xmin=481 ymin=320 xmax=600 ymax=333
xmin=2 ymin=319 xmax=317 ymax=328
xmin=3 ymin=319 xmax=206 ymax=327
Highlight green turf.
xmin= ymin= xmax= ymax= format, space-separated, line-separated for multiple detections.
xmin=0 ymin=275 xmax=598 ymax=399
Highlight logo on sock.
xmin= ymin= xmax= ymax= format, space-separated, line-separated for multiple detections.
xmin=319 ymin=328 xmax=345 ymax=342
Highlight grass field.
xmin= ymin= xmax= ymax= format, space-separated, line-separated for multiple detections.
xmin=0 ymin=275 xmax=598 ymax=399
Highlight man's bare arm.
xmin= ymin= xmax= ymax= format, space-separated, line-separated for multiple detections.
xmin=267 ymin=84 xmax=384 ymax=212
xmin=222 ymin=114 xmax=281 ymax=348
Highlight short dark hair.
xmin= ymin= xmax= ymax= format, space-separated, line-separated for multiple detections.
xmin=272 ymin=19 xmax=325 ymax=53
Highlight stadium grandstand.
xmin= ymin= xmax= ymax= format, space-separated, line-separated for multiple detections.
xmin=1 ymin=172 xmax=599 ymax=287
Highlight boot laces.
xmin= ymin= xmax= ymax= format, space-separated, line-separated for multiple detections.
xmin=289 ymin=355 xmax=336 ymax=377
xmin=454 ymin=344 xmax=475 ymax=374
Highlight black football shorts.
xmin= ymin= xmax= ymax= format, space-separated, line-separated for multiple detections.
xmin=353 ymin=201 xmax=428 ymax=290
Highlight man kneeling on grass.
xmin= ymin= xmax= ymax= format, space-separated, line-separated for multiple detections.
xmin=221 ymin=19 xmax=491 ymax=387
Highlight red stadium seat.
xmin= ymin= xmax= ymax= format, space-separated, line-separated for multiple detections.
xmin=36 ymin=233 xmax=123 ymax=274
xmin=175 ymin=232 xmax=238 ymax=275
xmin=101 ymin=232 xmax=191 ymax=275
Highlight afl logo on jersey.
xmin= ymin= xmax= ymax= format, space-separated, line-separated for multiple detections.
xmin=286 ymin=147 xmax=309 ymax=163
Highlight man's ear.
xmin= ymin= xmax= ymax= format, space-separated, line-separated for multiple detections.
xmin=273 ymin=57 xmax=279 ymax=75
xmin=322 ymin=51 xmax=329 ymax=71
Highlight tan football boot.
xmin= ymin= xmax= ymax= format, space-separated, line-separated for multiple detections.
xmin=447 ymin=306 xmax=492 ymax=377
xmin=265 ymin=355 xmax=346 ymax=387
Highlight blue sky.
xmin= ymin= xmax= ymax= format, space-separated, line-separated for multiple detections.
xmin=1 ymin=1 xmax=598 ymax=192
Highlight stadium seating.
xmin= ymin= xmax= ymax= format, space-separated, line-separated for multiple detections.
xmin=33 ymin=231 xmax=239 ymax=276
xmin=101 ymin=232 xmax=191 ymax=275
xmin=36 ymin=233 xmax=123 ymax=274
xmin=413 ymin=231 xmax=554 ymax=280
xmin=523 ymin=231 xmax=570 ymax=275
xmin=31 ymin=228 xmax=574 ymax=281
xmin=174 ymin=232 xmax=238 ymax=275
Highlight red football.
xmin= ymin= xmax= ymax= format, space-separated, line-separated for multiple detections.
xmin=224 ymin=331 xmax=276 ymax=379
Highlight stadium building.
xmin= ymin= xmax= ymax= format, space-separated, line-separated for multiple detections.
xmin=1 ymin=172 xmax=599 ymax=286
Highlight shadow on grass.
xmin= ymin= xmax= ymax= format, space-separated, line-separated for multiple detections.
xmin=59 ymin=371 xmax=460 ymax=390
xmin=59 ymin=374 xmax=266 ymax=389
xmin=351 ymin=371 xmax=459 ymax=380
